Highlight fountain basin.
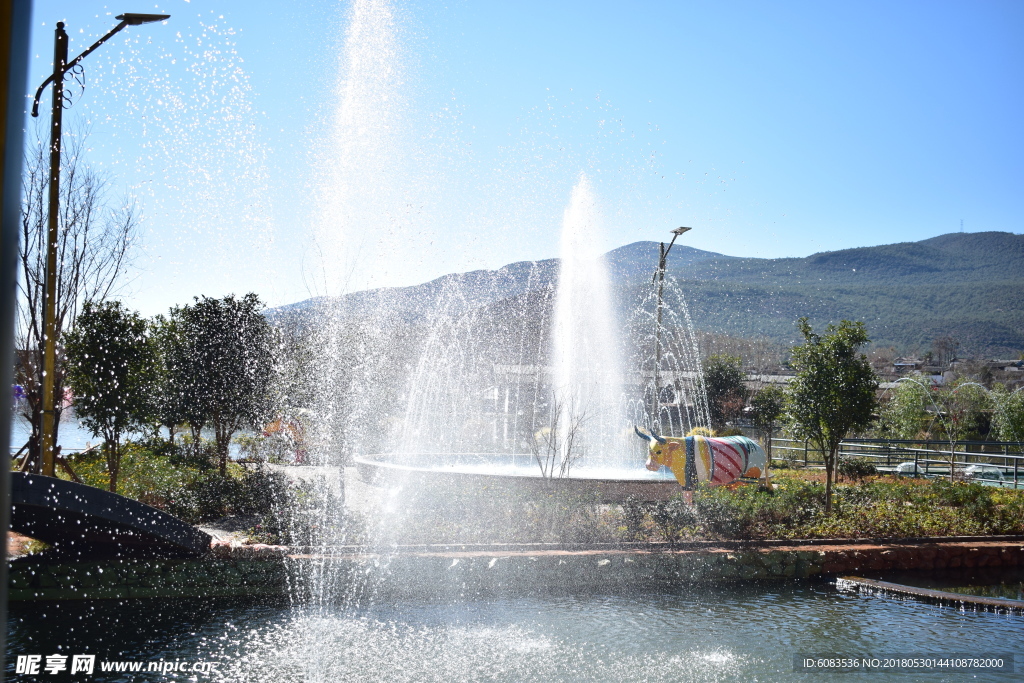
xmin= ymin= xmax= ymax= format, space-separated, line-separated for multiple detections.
xmin=353 ymin=453 xmax=682 ymax=503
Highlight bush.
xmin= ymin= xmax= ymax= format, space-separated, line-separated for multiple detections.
xmin=930 ymin=480 xmax=995 ymax=519
xmin=63 ymin=439 xmax=288 ymax=525
xmin=65 ymin=443 xmax=1012 ymax=546
xmin=621 ymin=496 xmax=647 ymax=541
xmin=165 ymin=467 xmax=289 ymax=524
xmin=648 ymin=497 xmax=697 ymax=545
xmin=234 ymin=433 xmax=296 ymax=464
xmin=838 ymin=457 xmax=877 ymax=482
xmin=686 ymin=479 xmax=825 ymax=539
xmin=247 ymin=477 xmax=351 ymax=546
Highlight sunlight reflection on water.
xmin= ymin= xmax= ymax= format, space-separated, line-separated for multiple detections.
xmin=8 ymin=582 xmax=1023 ymax=682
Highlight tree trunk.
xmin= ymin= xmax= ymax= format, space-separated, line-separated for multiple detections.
xmin=214 ymin=422 xmax=232 ymax=476
xmin=824 ymin=446 xmax=836 ymax=514
xmin=107 ymin=440 xmax=119 ymax=493
xmin=189 ymin=421 xmax=203 ymax=444
xmin=949 ymin=439 xmax=957 ymax=482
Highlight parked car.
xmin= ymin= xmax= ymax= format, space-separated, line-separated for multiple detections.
xmin=963 ymin=465 xmax=1006 ymax=482
xmin=895 ymin=461 xmax=921 ymax=477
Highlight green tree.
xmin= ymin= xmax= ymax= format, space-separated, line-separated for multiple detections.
xmin=880 ymin=378 xmax=931 ymax=440
xmin=64 ymin=301 xmax=157 ymax=492
xmin=933 ymin=379 xmax=990 ymax=480
xmin=750 ymin=384 xmax=786 ymax=467
xmin=786 ymin=318 xmax=877 ymax=513
xmin=149 ymin=314 xmax=192 ymax=444
xmin=702 ymin=354 xmax=749 ymax=429
xmin=991 ymin=385 xmax=1024 ymax=445
xmin=172 ymin=294 xmax=276 ymax=474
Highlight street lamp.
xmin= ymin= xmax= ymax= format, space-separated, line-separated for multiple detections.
xmin=31 ymin=13 xmax=170 ymax=478
xmin=652 ymin=227 xmax=691 ymax=433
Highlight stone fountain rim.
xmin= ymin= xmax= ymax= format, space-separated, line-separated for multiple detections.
xmin=353 ymin=453 xmax=679 ymax=484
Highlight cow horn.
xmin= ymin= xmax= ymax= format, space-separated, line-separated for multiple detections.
xmin=649 ymin=429 xmax=667 ymax=444
xmin=634 ymin=426 xmax=652 ymax=442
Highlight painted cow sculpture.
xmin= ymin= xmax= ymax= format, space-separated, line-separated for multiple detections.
xmin=634 ymin=427 xmax=770 ymax=491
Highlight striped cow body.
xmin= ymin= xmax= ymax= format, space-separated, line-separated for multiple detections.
xmin=635 ymin=428 xmax=770 ymax=491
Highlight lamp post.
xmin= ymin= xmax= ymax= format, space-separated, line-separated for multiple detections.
xmin=652 ymin=226 xmax=691 ymax=433
xmin=31 ymin=13 xmax=169 ymax=477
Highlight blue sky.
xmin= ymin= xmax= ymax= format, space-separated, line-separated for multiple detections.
xmin=27 ymin=0 xmax=1024 ymax=316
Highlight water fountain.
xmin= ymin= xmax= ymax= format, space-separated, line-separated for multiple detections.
xmin=550 ymin=173 xmax=627 ymax=470
xmin=349 ymin=172 xmax=706 ymax=504
xmin=11 ymin=3 xmax=1024 ymax=682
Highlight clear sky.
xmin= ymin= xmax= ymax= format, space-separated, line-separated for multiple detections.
xmin=27 ymin=0 xmax=1024 ymax=316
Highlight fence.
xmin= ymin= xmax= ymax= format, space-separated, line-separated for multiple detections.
xmin=771 ymin=437 xmax=1024 ymax=489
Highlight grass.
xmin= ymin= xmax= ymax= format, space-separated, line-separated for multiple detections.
xmin=339 ymin=472 xmax=1024 ymax=547
xmin=676 ymin=473 xmax=1024 ymax=541
xmin=59 ymin=440 xmax=288 ymax=525
xmin=40 ymin=444 xmax=1024 ymax=547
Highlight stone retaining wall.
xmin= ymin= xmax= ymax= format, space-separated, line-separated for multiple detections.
xmin=9 ymin=540 xmax=1024 ymax=601
xmin=8 ymin=557 xmax=287 ymax=601
xmin=305 ymin=540 xmax=1024 ymax=600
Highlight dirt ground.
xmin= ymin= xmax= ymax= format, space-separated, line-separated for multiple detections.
xmin=7 ymin=532 xmax=35 ymax=558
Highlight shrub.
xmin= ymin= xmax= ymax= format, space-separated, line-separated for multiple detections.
xmin=248 ymin=477 xmax=351 ymax=546
xmin=930 ymin=480 xmax=995 ymax=519
xmin=63 ymin=439 xmax=289 ymax=525
xmin=838 ymin=457 xmax=877 ymax=482
xmin=621 ymin=496 xmax=648 ymax=542
xmin=165 ymin=467 xmax=289 ymax=524
xmin=648 ymin=496 xmax=696 ymax=545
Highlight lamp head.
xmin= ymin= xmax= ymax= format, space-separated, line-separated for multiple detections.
xmin=115 ymin=13 xmax=171 ymax=25
xmin=671 ymin=226 xmax=692 ymax=236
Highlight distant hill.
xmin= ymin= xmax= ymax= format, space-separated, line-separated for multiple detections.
xmin=268 ymin=232 xmax=1024 ymax=357
xmin=671 ymin=231 xmax=1024 ymax=287
xmin=660 ymin=232 xmax=1024 ymax=353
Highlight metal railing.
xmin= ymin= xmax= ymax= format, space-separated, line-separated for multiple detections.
xmin=771 ymin=437 xmax=1024 ymax=489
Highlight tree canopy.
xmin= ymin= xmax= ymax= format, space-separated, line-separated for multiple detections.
xmin=16 ymin=131 xmax=139 ymax=472
xmin=879 ymin=378 xmax=931 ymax=440
xmin=64 ymin=301 xmax=157 ymax=492
xmin=750 ymin=383 xmax=786 ymax=465
xmin=702 ymin=354 xmax=748 ymax=429
xmin=169 ymin=294 xmax=276 ymax=473
xmin=992 ymin=385 xmax=1024 ymax=445
xmin=786 ymin=318 xmax=877 ymax=512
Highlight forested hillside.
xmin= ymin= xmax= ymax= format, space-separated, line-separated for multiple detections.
xmin=271 ymin=232 xmax=1024 ymax=357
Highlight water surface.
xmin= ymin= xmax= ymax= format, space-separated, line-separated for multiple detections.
xmin=8 ymin=580 xmax=1022 ymax=682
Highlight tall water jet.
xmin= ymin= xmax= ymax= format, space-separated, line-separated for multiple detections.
xmin=551 ymin=174 xmax=627 ymax=469
xmin=313 ymin=0 xmax=403 ymax=297
xmin=308 ymin=0 xmax=404 ymax=463
xmin=293 ymin=0 xmax=406 ymax=616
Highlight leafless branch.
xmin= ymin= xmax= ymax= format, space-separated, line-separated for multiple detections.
xmin=15 ymin=125 xmax=140 ymax=470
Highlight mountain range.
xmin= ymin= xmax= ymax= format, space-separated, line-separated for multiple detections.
xmin=271 ymin=231 xmax=1024 ymax=357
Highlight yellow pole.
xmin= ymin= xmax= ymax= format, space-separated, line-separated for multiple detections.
xmin=40 ymin=22 xmax=67 ymax=477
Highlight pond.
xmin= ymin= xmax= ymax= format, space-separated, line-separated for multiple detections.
xmin=875 ymin=567 xmax=1024 ymax=603
xmin=8 ymin=579 xmax=1022 ymax=682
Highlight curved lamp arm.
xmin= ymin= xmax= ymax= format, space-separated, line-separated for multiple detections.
xmin=31 ymin=13 xmax=169 ymax=117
